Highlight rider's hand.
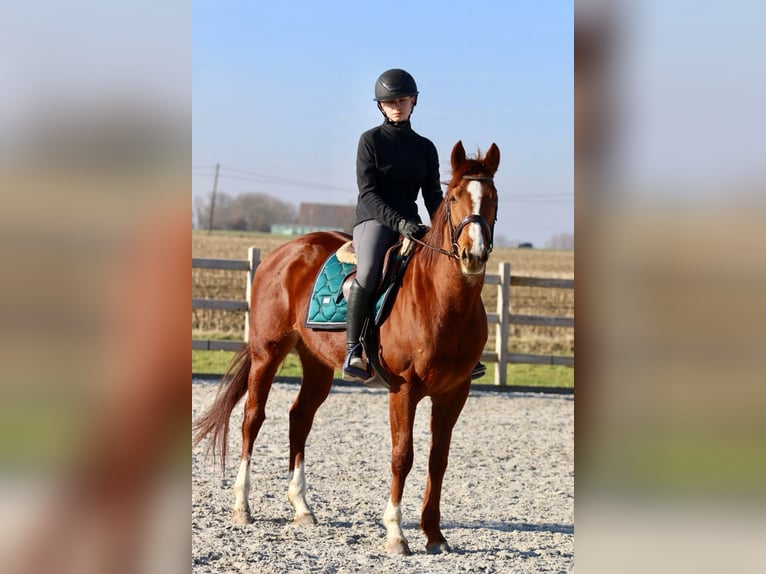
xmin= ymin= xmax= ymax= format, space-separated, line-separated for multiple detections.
xmin=398 ymin=219 xmax=428 ymax=240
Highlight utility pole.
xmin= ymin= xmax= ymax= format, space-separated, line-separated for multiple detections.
xmin=207 ymin=163 xmax=220 ymax=235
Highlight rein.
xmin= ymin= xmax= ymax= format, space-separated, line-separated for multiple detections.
xmin=411 ymin=175 xmax=495 ymax=260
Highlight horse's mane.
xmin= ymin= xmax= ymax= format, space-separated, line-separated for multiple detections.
xmin=419 ymin=149 xmax=494 ymax=268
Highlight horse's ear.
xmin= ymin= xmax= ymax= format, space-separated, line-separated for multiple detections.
xmin=451 ymin=140 xmax=466 ymax=171
xmin=484 ymin=143 xmax=500 ymax=175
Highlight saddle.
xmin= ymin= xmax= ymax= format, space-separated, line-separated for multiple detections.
xmin=305 ymin=239 xmax=414 ymax=329
xmin=338 ymin=238 xmax=414 ymax=308
xmin=305 ymin=239 xmax=416 ymax=387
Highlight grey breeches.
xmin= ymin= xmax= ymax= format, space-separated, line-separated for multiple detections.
xmin=352 ymin=220 xmax=399 ymax=292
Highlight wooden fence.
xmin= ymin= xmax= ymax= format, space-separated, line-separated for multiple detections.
xmin=192 ymin=248 xmax=574 ymax=385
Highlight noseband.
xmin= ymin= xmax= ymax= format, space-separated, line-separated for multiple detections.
xmin=447 ymin=175 xmax=495 ymax=257
xmin=412 ymin=175 xmax=496 ymax=260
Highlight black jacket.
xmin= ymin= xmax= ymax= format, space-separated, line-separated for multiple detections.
xmin=355 ymin=120 xmax=443 ymax=230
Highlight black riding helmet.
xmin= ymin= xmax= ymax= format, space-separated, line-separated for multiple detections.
xmin=374 ymin=68 xmax=419 ymax=102
xmin=374 ymin=69 xmax=419 ymax=123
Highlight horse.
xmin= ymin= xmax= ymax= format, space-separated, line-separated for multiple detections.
xmin=193 ymin=140 xmax=500 ymax=555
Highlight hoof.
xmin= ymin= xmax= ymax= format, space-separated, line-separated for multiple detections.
xmin=426 ymin=541 xmax=452 ymax=554
xmin=231 ymin=509 xmax=253 ymax=525
xmin=385 ymin=537 xmax=412 ymax=556
xmin=293 ymin=512 xmax=317 ymax=526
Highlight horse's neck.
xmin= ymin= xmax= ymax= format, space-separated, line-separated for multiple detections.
xmin=406 ymin=252 xmax=485 ymax=316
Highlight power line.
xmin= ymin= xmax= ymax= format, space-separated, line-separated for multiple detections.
xmin=499 ymin=194 xmax=572 ymax=203
xmin=194 ymin=164 xmax=357 ymax=194
xmin=194 ymin=164 xmax=572 ymax=201
xmin=503 ymin=191 xmax=572 ymax=197
xmin=499 ymin=198 xmax=572 ymax=204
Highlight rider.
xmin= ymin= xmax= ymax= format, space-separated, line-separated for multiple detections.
xmin=342 ymin=68 xmax=486 ymax=383
xmin=342 ymin=68 xmax=441 ymax=382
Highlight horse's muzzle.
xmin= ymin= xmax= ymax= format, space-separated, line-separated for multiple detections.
xmin=458 ymin=245 xmax=488 ymax=276
xmin=451 ymin=214 xmax=493 ymax=277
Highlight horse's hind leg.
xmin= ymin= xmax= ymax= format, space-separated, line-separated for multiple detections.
xmin=286 ymin=345 xmax=334 ymax=525
xmin=232 ymin=341 xmax=294 ymax=525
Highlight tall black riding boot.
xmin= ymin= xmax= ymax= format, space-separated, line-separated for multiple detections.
xmin=342 ymin=279 xmax=373 ymax=382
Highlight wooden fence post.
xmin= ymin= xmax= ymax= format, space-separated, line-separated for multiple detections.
xmin=495 ymin=261 xmax=511 ymax=385
xmin=245 ymin=247 xmax=260 ymax=343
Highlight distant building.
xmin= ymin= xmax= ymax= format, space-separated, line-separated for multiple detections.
xmin=298 ymin=203 xmax=355 ymax=230
xmin=271 ymin=202 xmax=355 ymax=235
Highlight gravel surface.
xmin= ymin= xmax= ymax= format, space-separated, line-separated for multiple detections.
xmin=192 ymin=380 xmax=574 ymax=573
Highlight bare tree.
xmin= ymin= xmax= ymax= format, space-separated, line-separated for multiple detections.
xmin=195 ymin=192 xmax=297 ymax=231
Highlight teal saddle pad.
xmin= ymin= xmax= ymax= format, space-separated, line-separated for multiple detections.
xmin=305 ymin=252 xmax=355 ymax=330
xmin=305 ymin=252 xmax=383 ymax=331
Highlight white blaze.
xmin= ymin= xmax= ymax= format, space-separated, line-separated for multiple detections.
xmin=466 ymin=180 xmax=485 ymax=257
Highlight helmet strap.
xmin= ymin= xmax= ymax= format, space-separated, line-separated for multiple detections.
xmin=377 ymin=100 xmax=416 ymax=124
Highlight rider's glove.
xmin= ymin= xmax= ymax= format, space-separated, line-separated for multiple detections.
xmin=398 ymin=219 xmax=428 ymax=240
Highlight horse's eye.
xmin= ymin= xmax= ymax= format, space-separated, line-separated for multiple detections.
xmin=448 ymin=196 xmax=457 ymax=203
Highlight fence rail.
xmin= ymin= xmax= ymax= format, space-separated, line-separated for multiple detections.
xmin=192 ymin=247 xmax=260 ymax=349
xmin=192 ymin=248 xmax=573 ymax=385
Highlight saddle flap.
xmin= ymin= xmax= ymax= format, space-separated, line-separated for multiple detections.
xmin=339 ymin=271 xmax=356 ymax=303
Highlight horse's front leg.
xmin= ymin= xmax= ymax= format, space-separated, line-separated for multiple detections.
xmin=384 ymin=388 xmax=420 ymax=555
xmin=421 ymin=382 xmax=470 ymax=553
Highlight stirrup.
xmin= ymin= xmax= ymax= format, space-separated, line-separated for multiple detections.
xmin=342 ymin=345 xmax=370 ymax=382
xmin=470 ymin=362 xmax=487 ymax=381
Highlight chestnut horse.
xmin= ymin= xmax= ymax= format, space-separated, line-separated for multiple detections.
xmin=193 ymin=140 xmax=500 ymax=555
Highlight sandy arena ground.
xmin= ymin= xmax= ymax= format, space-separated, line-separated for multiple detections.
xmin=193 ymin=380 xmax=574 ymax=573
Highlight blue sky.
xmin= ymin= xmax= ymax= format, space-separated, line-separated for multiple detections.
xmin=193 ymin=1 xmax=573 ymax=246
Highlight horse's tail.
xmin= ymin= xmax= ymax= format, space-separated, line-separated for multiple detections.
xmin=192 ymin=345 xmax=251 ymax=468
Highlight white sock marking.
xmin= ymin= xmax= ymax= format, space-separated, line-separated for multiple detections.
xmin=383 ymin=497 xmax=405 ymax=542
xmin=233 ymin=457 xmax=251 ymax=513
xmin=287 ymin=459 xmax=312 ymax=518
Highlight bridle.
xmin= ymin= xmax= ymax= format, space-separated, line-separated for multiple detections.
xmin=411 ymin=175 xmax=496 ymax=260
